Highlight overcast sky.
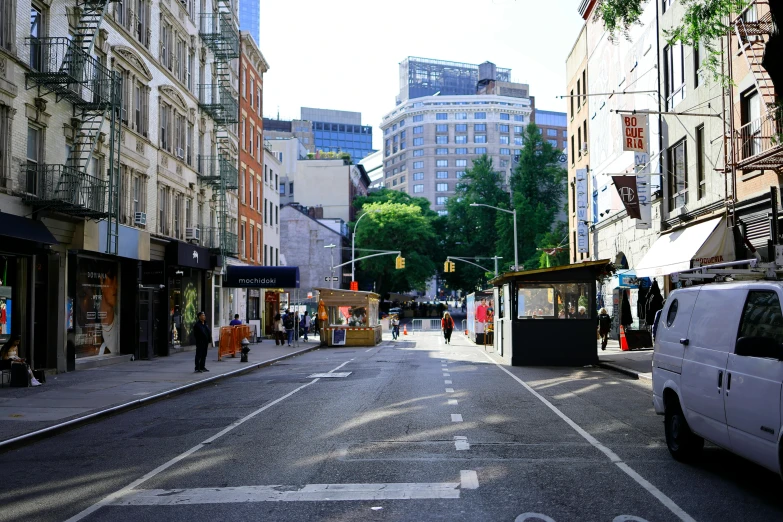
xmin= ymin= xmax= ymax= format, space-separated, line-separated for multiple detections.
xmin=257 ymin=0 xmax=587 ymax=151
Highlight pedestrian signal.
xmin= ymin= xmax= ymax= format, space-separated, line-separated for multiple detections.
xmin=395 ymin=256 xmax=406 ymax=269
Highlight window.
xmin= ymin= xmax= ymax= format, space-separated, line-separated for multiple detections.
xmin=400 ymin=130 xmax=407 ymax=139
xmin=436 ymin=183 xmax=448 ymax=192
xmin=392 ymin=179 xmax=397 ymax=186
xmin=696 ymin=125 xmax=706 ymax=199
xmin=515 ymin=126 xmax=524 ymax=134
xmin=474 ymin=112 xmax=486 ymax=119
xmin=249 ymin=174 xmax=254 ymax=208
xmin=413 ymin=115 xmax=424 ymax=122
xmin=664 ymin=43 xmax=686 ymax=108
xmin=400 ymin=141 xmax=406 ymax=150
xmin=409 ymin=161 xmax=422 ymax=169
xmin=456 ymin=171 xmax=465 ymax=178
xmin=514 ymin=137 xmax=524 ymax=146
xmin=413 ymin=184 xmax=424 ymax=193
xmin=570 ymin=89 xmax=575 ymax=117
xmin=437 ymin=210 xmax=448 ymax=216
xmin=693 ymin=42 xmax=704 ymax=88
xmin=436 ymin=196 xmax=448 ymax=205
xmin=436 ymin=148 xmax=448 ymax=155
xmin=437 ymin=171 xmax=448 ymax=179
xmin=249 ymin=125 xmax=254 ymax=156
xmin=413 ymin=149 xmax=424 ymax=157
xmin=289 ymin=182 xmax=294 ymax=195
xmin=475 ymin=147 xmax=487 ymax=154
xmin=455 ymin=148 xmax=468 ymax=154
xmin=279 ymin=183 xmax=285 ymax=195
xmin=26 ymin=125 xmax=42 ymax=193
xmin=455 ymin=159 xmax=467 ymax=167
xmin=500 ymin=135 xmax=510 ymax=145
xmin=240 ymin=169 xmax=246 ymax=204
xmin=436 ymin=159 xmax=448 ymax=167
xmin=158 ymin=185 xmax=169 ymax=234
xmin=547 ymin=129 xmax=558 ymax=136
xmin=516 ymin=283 xmax=592 ymax=319
xmin=501 ymin=148 xmax=511 ymax=155
xmin=499 ymin=124 xmax=509 ymax=133
xmin=514 ymin=115 xmax=524 ymax=122
xmin=240 ymin=222 xmax=246 ymax=257
xmin=582 ymin=70 xmax=587 ymax=105
xmin=436 ymin=113 xmax=448 ymax=120
xmin=455 ymin=124 xmax=467 ymax=132
xmin=667 ymin=139 xmax=688 ymax=210
xmin=738 ymin=291 xmax=783 ymax=344
xmin=436 ymin=135 xmax=448 ymax=144
xmin=500 ymin=113 xmax=510 ymax=120
xmin=475 ymin=135 xmax=487 ymax=144
xmin=475 ymin=124 xmax=486 ymax=132
xmin=413 ymin=172 xmax=424 ymax=180
xmin=662 ymin=0 xmax=673 ymax=14
xmin=436 ymin=124 xmax=448 ymax=133
xmin=455 ymin=135 xmax=467 ymax=144
xmin=741 ymin=88 xmax=762 ymax=158
xmin=1 ymin=0 xmax=14 ymax=51
xmin=400 ymin=175 xmax=406 ymax=183
xmin=455 ymin=112 xmax=467 ymax=120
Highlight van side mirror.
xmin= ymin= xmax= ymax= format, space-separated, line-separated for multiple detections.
xmin=735 ymin=337 xmax=783 ymax=360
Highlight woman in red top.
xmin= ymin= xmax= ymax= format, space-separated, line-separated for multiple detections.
xmin=441 ymin=312 xmax=455 ymax=344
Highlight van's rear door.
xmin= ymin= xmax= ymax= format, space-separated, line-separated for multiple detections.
xmin=654 ymin=288 xmax=700 ymax=374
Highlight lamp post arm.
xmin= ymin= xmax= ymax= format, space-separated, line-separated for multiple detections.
xmin=335 ymin=250 xmax=401 ymax=270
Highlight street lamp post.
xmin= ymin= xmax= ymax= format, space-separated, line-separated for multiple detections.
xmin=470 ymin=203 xmax=518 ymax=271
xmin=324 ymin=244 xmax=337 ymax=288
xmin=352 ymin=209 xmax=381 ymax=283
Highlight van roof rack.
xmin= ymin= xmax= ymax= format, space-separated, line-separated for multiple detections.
xmin=672 ymin=248 xmax=783 ymax=285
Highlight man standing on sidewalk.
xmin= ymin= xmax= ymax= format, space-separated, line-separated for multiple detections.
xmin=193 ymin=311 xmax=213 ymax=373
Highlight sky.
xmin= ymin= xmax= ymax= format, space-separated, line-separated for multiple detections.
xmin=257 ymin=0 xmax=587 ymax=151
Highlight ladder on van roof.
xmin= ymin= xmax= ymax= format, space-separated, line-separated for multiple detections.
xmin=672 ymin=248 xmax=783 ymax=284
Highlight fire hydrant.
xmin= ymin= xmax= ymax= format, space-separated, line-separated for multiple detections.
xmin=240 ymin=338 xmax=251 ymax=362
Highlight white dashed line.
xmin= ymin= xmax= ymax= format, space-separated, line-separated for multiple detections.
xmin=454 ymin=436 xmax=470 ymax=451
xmin=444 ymin=380 xmax=452 ymax=384
xmin=448 ymin=399 xmax=458 ymax=406
xmin=451 ymin=414 xmax=463 ymax=423
xmin=445 ymin=388 xmax=454 ymax=393
xmin=443 ymin=373 xmax=450 ymax=377
xmin=460 ymin=470 xmax=479 ymax=490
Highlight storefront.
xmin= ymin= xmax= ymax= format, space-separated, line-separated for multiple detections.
xmin=315 ymin=288 xmax=382 ymax=347
xmin=166 ymin=241 xmax=212 ymax=349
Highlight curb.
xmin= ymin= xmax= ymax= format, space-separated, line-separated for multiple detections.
xmin=598 ymin=361 xmax=653 ymax=381
xmin=0 ymin=345 xmax=320 ymax=452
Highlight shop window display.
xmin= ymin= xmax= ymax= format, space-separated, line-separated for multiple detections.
xmin=73 ymin=259 xmax=120 ymax=358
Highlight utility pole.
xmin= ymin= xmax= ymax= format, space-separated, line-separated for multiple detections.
xmin=325 ymin=244 xmax=336 ymax=288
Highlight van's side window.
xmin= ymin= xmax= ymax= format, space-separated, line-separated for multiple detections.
xmin=738 ymin=291 xmax=783 ymax=343
xmin=665 ymin=299 xmax=678 ymax=327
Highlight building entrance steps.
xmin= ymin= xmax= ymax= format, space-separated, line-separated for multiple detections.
xmin=0 ymin=340 xmax=321 ymax=448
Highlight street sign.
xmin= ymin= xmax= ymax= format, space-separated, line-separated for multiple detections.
xmin=621 ymin=114 xmax=649 ymax=153
xmin=324 ymin=276 xmax=339 ymax=282
xmin=576 ymin=168 xmax=589 ymax=254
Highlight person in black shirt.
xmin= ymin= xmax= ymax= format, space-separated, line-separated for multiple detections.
xmin=193 ymin=311 xmax=213 ymax=373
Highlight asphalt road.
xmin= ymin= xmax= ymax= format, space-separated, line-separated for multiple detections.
xmin=2 ymin=332 xmax=782 ymax=522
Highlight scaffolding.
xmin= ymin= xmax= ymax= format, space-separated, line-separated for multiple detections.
xmin=21 ymin=0 xmax=122 ymax=254
xmin=199 ymin=1 xmax=239 ymax=258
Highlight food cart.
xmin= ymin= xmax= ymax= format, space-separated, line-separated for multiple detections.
xmin=466 ymin=289 xmax=494 ymax=344
xmin=315 ymin=288 xmax=382 ymax=347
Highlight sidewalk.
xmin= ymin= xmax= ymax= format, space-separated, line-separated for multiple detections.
xmin=597 ymin=339 xmax=653 ymax=380
xmin=0 ymin=339 xmax=320 ymax=447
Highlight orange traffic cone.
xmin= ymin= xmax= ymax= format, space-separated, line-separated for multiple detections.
xmin=403 ymin=324 xmax=408 ymax=335
xmin=620 ymin=325 xmax=629 ymax=351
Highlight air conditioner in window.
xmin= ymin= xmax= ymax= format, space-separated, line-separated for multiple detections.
xmin=134 ymin=212 xmax=147 ymax=226
xmin=176 ymin=147 xmax=185 ymax=159
xmin=186 ymin=227 xmax=201 ymax=242
xmin=581 ymin=143 xmax=588 ymax=154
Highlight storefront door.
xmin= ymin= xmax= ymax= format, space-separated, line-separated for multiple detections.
xmin=139 ymin=289 xmax=155 ymax=359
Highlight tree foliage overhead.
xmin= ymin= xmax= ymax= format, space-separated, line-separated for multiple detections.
xmin=596 ymin=0 xmax=750 ymax=83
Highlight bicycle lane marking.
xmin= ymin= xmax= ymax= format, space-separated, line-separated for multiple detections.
xmin=64 ymin=358 xmax=355 ymax=522
xmin=476 ymin=349 xmax=696 ymax=522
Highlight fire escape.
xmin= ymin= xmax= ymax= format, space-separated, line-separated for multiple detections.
xmin=198 ymin=1 xmax=239 ymax=257
xmin=22 ymin=0 xmax=122 ymax=255
xmin=731 ymin=0 xmax=783 ymax=173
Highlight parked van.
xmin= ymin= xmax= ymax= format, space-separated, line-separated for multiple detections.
xmin=652 ymin=281 xmax=783 ymax=476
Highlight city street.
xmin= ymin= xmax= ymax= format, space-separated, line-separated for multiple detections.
xmin=2 ymin=333 xmax=783 ymax=522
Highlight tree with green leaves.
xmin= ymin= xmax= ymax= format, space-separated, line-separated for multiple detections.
xmin=353 ymin=202 xmax=438 ymax=295
xmin=504 ymin=123 xmax=568 ymax=270
xmin=596 ymin=0 xmax=750 ymax=83
xmin=442 ymin=155 xmax=510 ymax=291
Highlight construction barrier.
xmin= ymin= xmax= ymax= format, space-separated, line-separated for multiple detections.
xmin=410 ymin=319 xmax=442 ymax=333
xmin=218 ymin=325 xmax=253 ymax=360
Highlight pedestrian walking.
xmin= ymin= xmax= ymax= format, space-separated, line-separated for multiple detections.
xmin=193 ymin=311 xmax=213 ymax=372
xmin=441 ymin=311 xmax=455 ymax=344
xmin=283 ymin=309 xmax=295 ymax=346
xmin=273 ymin=313 xmax=285 ymax=345
xmin=598 ymin=307 xmax=612 ymax=351
xmin=302 ymin=311 xmax=310 ymax=341
xmin=390 ymin=314 xmax=400 ymax=340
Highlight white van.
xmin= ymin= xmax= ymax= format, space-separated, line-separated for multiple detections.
xmin=652 ymin=281 xmax=783 ymax=475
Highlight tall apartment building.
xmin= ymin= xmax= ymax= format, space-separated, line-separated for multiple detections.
xmin=237 ymin=0 xmax=260 ymax=47
xmin=262 ymin=118 xmax=315 ymax=152
xmin=380 ymin=59 xmax=532 ymax=214
xmin=300 ymin=107 xmax=374 ymax=161
xmin=0 ymin=0 xmax=240 ymax=370
xmin=534 ymin=110 xmax=568 ymax=152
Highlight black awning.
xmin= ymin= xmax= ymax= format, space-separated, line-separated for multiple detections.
xmin=223 ymin=265 xmax=300 ymax=288
xmin=0 ymin=212 xmax=58 ymax=245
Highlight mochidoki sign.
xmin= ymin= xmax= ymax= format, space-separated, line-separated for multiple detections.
xmin=223 ymin=266 xmax=300 ymax=288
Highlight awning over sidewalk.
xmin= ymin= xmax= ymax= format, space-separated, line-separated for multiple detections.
xmin=635 ymin=217 xmax=735 ymax=278
xmin=0 ymin=212 xmax=58 ymax=245
xmin=223 ymin=266 xmax=300 ymax=288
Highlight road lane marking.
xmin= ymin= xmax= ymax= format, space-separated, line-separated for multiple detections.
xmin=444 ymin=380 xmax=452 ymax=384
xmin=451 ymin=414 xmax=463 ymax=423
xmin=460 ymin=470 xmax=479 ymax=490
xmin=454 ymin=436 xmax=470 ymax=450
xmin=445 ymin=388 xmax=454 ymax=393
xmin=443 ymin=373 xmax=450 ymax=377
xmin=307 ymin=372 xmax=352 ymax=378
xmin=448 ymin=399 xmax=458 ymax=405
xmin=110 ymin=482 xmax=464 ymax=504
xmin=476 ymin=350 xmax=696 ymax=522
xmin=64 ymin=358 xmax=355 ymax=522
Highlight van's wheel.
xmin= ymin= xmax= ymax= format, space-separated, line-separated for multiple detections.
xmin=665 ymin=399 xmax=704 ymax=461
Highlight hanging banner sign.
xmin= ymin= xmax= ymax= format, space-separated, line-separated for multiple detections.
xmin=635 ymin=152 xmax=652 ymax=229
xmin=621 ymin=114 xmax=649 ymax=153
xmin=612 ymin=175 xmax=642 ymax=219
xmin=576 ymin=168 xmax=589 ymax=254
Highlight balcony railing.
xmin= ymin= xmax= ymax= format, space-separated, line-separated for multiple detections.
xmin=19 ymin=164 xmax=108 ymax=218
xmin=197 ymin=154 xmax=238 ymax=188
xmin=736 ymin=109 xmax=783 ymax=171
xmin=198 ymin=12 xmax=239 ymax=59
xmin=25 ymin=37 xmax=117 ymax=108
xmin=203 ymin=226 xmax=238 ymax=255
xmin=198 ymin=83 xmax=238 ymax=125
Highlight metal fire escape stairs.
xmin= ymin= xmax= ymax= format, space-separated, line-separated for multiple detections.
xmin=199 ymin=1 xmax=239 ymax=258
xmin=23 ymin=0 xmax=122 ymax=255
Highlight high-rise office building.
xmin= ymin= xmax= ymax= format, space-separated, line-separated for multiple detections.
xmin=301 ymin=108 xmax=374 ymax=161
xmin=533 ymin=110 xmax=568 ymax=154
xmin=238 ymin=0 xmax=261 ymax=48
xmin=397 ymin=57 xmax=512 ymax=104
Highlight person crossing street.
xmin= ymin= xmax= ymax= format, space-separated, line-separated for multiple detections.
xmin=441 ymin=312 xmax=455 ymax=344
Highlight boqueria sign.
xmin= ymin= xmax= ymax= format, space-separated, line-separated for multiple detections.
xmin=222 ymin=266 xmax=300 ymax=288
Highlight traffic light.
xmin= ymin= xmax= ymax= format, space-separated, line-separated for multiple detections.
xmin=395 ymin=256 xmax=406 ymax=269
xmin=450 ymin=261 xmax=456 ymax=272
xmin=444 ymin=260 xmax=450 ymax=272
